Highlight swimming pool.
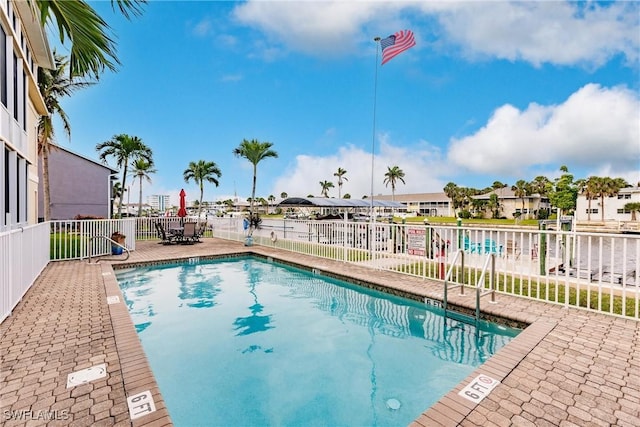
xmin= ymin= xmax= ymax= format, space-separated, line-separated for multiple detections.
xmin=117 ymin=256 xmax=520 ymax=426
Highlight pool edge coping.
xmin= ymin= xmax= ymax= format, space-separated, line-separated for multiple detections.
xmin=101 ymin=263 xmax=173 ymax=427
xmin=107 ymin=249 xmax=552 ymax=426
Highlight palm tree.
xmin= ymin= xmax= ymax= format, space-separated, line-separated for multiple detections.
xmin=319 ymin=180 xmax=334 ymax=197
xmin=267 ymin=195 xmax=276 ymax=214
xmin=511 ymin=179 xmax=530 ymax=220
xmin=96 ymin=134 xmax=153 ymax=217
xmin=256 ymin=197 xmax=268 ymax=214
xmin=529 ymin=176 xmax=552 ymax=197
xmin=487 ymin=194 xmax=502 ymax=219
xmin=183 ymin=160 xmax=222 ymax=220
xmin=280 ymin=192 xmax=288 ymax=199
xmin=624 ymin=202 xmax=640 ymax=221
xmin=594 ymin=177 xmax=629 ymax=222
xmin=577 ymin=176 xmax=599 ymax=221
xmin=548 ymin=165 xmax=578 ymax=219
xmin=37 ymin=51 xmax=93 ymax=220
xmin=130 ymin=159 xmax=156 ymax=217
xmin=334 ymin=167 xmax=348 ymax=198
xmin=112 ymin=181 xmax=124 ymax=217
xmin=443 ymin=182 xmax=461 ymax=216
xmin=232 ymin=139 xmax=278 ymax=221
xmin=34 ymin=0 xmax=146 ymax=78
xmin=223 ymin=199 xmax=235 ymax=211
xmin=383 ymin=166 xmax=405 ymax=202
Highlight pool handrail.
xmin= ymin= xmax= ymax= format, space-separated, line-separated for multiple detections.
xmin=88 ymin=235 xmax=130 ymax=263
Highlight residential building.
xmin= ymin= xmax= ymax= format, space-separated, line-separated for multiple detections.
xmin=575 ymin=186 xmax=640 ymax=222
xmin=372 ymin=193 xmax=452 ymax=216
xmin=1 ymin=1 xmax=54 ymax=231
xmin=148 ymin=194 xmax=170 ymax=212
xmin=473 ymin=187 xmax=551 ymax=219
xmin=37 ymin=145 xmax=118 ymax=220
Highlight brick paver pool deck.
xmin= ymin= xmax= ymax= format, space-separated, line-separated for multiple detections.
xmin=1 ymin=238 xmax=638 ymax=426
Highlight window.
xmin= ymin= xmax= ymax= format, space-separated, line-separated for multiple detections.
xmin=15 ymin=156 xmax=20 ymax=221
xmin=4 ymin=148 xmax=9 ymax=217
xmin=0 ymin=24 xmax=6 ymax=107
xmin=617 ymin=208 xmax=631 ymax=214
xmin=22 ymin=69 xmax=25 ymax=130
xmin=586 ymin=208 xmax=598 ymax=214
xmin=13 ymin=53 xmax=18 ymax=119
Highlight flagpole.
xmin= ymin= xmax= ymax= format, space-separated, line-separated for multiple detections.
xmin=368 ymin=37 xmax=381 ymax=257
xmin=370 ymin=37 xmax=380 ymax=216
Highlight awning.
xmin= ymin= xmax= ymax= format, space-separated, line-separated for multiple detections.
xmin=278 ymin=197 xmax=404 ymax=208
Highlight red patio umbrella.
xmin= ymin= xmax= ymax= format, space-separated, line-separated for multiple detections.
xmin=177 ymin=189 xmax=187 ymax=223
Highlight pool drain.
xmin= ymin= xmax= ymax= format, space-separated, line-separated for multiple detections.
xmin=386 ymin=398 xmax=401 ymax=410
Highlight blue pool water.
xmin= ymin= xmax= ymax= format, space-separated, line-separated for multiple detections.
xmin=117 ymin=257 xmax=520 ymax=426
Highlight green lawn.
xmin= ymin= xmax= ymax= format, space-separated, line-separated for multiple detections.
xmin=394 ymin=260 xmax=639 ymax=318
xmin=50 ymin=232 xmax=86 ymax=259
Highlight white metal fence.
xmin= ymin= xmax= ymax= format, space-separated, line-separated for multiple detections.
xmin=210 ymin=217 xmax=640 ymax=320
xmin=2 ymin=217 xmax=639 ymax=324
xmin=49 ymin=218 xmax=136 ymax=261
xmin=0 ymin=223 xmax=49 ymax=323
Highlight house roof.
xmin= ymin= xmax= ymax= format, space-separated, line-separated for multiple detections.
xmin=372 ymin=192 xmax=450 ymax=202
xmin=52 ymin=144 xmax=118 ymax=174
xmin=473 ymin=187 xmax=543 ymax=200
xmin=278 ymin=197 xmax=405 ymax=208
xmin=14 ymin=2 xmax=55 ymax=70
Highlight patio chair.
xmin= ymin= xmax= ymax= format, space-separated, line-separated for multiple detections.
xmin=155 ymin=222 xmax=178 ymax=245
xmin=181 ymin=222 xmax=199 ymax=244
xmin=483 ymin=239 xmax=504 ymax=256
xmin=505 ymin=240 xmax=520 ymax=259
xmin=195 ymin=222 xmax=207 ymax=241
xmin=463 ymin=236 xmax=480 ymax=253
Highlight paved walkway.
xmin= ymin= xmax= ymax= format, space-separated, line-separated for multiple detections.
xmin=1 ymin=238 xmax=639 ymax=426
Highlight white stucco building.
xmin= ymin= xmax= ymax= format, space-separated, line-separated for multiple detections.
xmin=575 ymin=186 xmax=640 ymax=222
xmin=0 ymin=1 xmax=53 ymax=231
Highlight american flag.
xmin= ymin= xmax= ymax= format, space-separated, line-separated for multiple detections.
xmin=380 ymin=30 xmax=416 ymax=65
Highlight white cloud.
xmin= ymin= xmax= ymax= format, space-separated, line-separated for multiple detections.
xmin=232 ymin=1 xmax=638 ymax=67
xmin=220 ymin=74 xmax=243 ymax=83
xmin=190 ymin=18 xmax=212 ymax=37
xmin=233 ymin=1 xmax=407 ymax=57
xmin=429 ymin=1 xmax=639 ymax=67
xmin=447 ymin=83 xmax=640 ymax=179
xmin=271 ymin=138 xmax=447 ymax=198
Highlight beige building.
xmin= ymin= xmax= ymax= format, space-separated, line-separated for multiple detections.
xmin=473 ymin=187 xmax=551 ymax=219
xmin=372 ymin=192 xmax=452 ymax=216
xmin=0 ymin=1 xmax=53 ymax=231
xmin=372 ymin=188 xmax=552 ymax=219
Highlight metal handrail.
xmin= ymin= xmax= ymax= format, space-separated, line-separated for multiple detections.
xmin=475 ymin=253 xmax=497 ymax=321
xmin=88 ymin=235 xmax=130 ymax=263
xmin=443 ymin=249 xmax=465 ymax=312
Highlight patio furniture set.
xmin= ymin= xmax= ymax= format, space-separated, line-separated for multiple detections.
xmin=155 ymin=222 xmax=205 ymax=245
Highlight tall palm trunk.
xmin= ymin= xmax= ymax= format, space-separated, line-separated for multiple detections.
xmin=198 ymin=182 xmax=204 ymax=220
xmin=138 ymin=176 xmax=143 ymax=217
xmin=41 ymin=149 xmax=51 ymax=221
xmin=118 ymin=164 xmax=128 ymax=217
xmin=251 ymin=165 xmax=257 ymax=215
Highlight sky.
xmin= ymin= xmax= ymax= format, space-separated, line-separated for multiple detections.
xmin=51 ymin=0 xmax=640 ymax=207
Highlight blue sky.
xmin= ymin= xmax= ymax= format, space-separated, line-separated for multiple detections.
xmin=52 ymin=1 xmax=639 ymax=206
